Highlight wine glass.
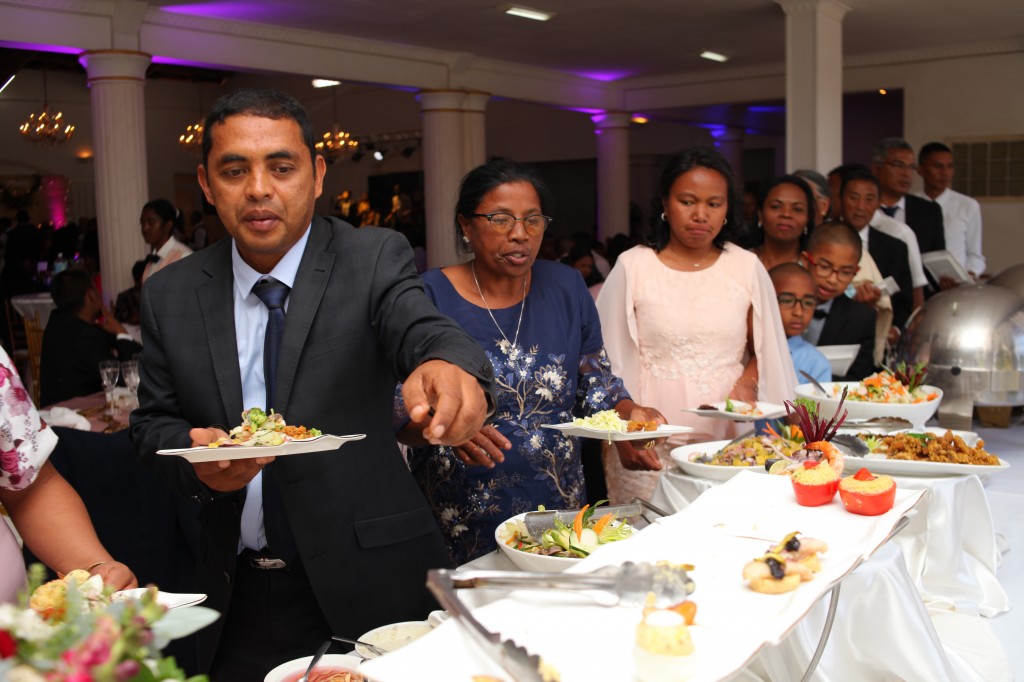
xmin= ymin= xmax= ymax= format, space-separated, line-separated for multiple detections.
xmin=121 ymin=360 xmax=140 ymax=393
xmin=99 ymin=360 xmax=120 ymax=416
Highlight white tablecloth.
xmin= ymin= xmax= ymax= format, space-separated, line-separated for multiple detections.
xmin=10 ymin=292 xmax=55 ymax=326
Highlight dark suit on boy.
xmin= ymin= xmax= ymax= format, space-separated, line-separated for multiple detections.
xmin=815 ymin=296 xmax=877 ymax=381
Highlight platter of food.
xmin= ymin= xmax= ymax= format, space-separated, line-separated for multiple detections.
xmin=495 ymin=505 xmax=637 ymax=571
xmin=794 ymin=363 xmax=942 ymax=427
xmin=846 ymin=430 xmax=1010 ymax=477
xmin=544 ymin=409 xmax=692 ymax=441
xmin=682 ymin=400 xmax=787 ymax=421
xmin=264 ymin=654 xmax=364 ymax=682
xmin=157 ymin=408 xmax=366 ymax=463
xmin=672 ymin=440 xmax=770 ymax=481
xmin=355 ymin=621 xmax=434 ymax=659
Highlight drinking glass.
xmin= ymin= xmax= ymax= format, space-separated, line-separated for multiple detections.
xmin=99 ymin=360 xmax=120 ymax=416
xmin=121 ymin=360 xmax=140 ymax=393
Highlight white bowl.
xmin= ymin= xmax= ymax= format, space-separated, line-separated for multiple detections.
xmin=264 ymin=653 xmax=363 ymax=682
xmin=494 ymin=511 xmax=634 ymax=572
xmin=817 ymin=344 xmax=860 ymax=377
xmin=793 ymin=381 xmax=943 ymax=428
xmin=355 ymin=620 xmax=433 ymax=658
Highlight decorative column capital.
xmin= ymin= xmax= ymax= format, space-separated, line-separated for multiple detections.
xmin=416 ymin=90 xmax=470 ymax=111
xmin=591 ymin=111 xmax=632 ymax=131
xmin=462 ymin=91 xmax=490 ymax=114
xmin=78 ymin=51 xmax=151 ymax=85
xmin=775 ymin=0 xmax=850 ymax=21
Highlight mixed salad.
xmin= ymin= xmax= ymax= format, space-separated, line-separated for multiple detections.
xmin=501 ymin=502 xmax=635 ymax=559
xmin=209 ymin=407 xmax=322 ymax=448
xmin=692 ymin=425 xmax=803 ymax=467
xmin=843 ymin=363 xmax=938 ymax=404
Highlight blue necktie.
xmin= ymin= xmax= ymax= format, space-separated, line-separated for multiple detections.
xmin=880 ymin=205 xmax=898 ymax=218
xmin=252 ymin=278 xmax=297 ymax=562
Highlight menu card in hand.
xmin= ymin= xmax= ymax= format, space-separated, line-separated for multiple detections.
xmin=922 ymin=250 xmax=973 ymax=284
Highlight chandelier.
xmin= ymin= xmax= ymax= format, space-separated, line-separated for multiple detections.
xmin=19 ymin=71 xmax=75 ymax=145
xmin=178 ymin=86 xmax=205 ymax=155
xmin=315 ymin=85 xmax=358 ymax=163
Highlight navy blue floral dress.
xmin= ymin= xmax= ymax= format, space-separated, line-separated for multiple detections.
xmin=396 ymin=260 xmax=632 ymax=565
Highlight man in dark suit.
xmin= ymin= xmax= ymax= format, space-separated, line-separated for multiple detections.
xmin=839 ymin=168 xmax=915 ymax=331
xmin=130 ymin=89 xmax=496 ymax=679
xmin=801 ymin=222 xmax=878 ymax=381
xmin=873 ymin=137 xmax=945 ymax=254
xmin=40 ymin=268 xmax=142 ymax=406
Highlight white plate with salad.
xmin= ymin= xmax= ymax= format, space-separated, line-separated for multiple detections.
xmin=495 ymin=507 xmax=637 ymax=572
xmin=683 ymin=400 xmax=787 ymax=422
xmin=542 ymin=409 xmax=692 ymax=441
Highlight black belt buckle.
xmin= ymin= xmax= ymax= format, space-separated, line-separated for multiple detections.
xmin=250 ymin=552 xmax=290 ymax=569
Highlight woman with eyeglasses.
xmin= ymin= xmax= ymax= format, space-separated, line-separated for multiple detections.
xmin=750 ymin=175 xmax=818 ymax=271
xmin=596 ymin=147 xmax=796 ymax=504
xmin=395 ymin=158 xmax=664 ymax=565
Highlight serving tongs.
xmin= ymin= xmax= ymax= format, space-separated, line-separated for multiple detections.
xmin=448 ymin=561 xmax=695 ymax=608
xmin=427 ymin=568 xmax=549 ymax=682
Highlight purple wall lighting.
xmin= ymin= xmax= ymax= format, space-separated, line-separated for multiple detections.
xmin=572 ymin=70 xmax=635 ymax=82
xmin=159 ymin=2 xmax=276 ymax=22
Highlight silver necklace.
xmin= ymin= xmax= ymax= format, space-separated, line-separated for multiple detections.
xmin=471 ymin=261 xmax=527 ymax=348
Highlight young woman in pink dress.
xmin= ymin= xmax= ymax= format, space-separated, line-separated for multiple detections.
xmin=596 ymin=148 xmax=797 ymax=503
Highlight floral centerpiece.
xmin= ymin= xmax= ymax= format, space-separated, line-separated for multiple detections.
xmin=0 ymin=565 xmax=217 ymax=681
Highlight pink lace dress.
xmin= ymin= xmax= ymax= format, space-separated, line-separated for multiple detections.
xmin=1 ymin=346 xmax=59 ymax=602
xmin=596 ymin=244 xmax=796 ymax=503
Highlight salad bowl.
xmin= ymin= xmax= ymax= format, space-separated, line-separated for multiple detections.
xmin=794 ymin=381 xmax=942 ymax=428
xmin=494 ymin=511 xmax=635 ymax=573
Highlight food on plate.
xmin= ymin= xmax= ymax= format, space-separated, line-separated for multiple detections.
xmin=627 ymin=419 xmax=659 ymax=432
xmin=839 ymin=468 xmax=897 ymax=516
xmin=697 ymin=403 xmax=717 ymax=411
xmin=768 ymin=391 xmax=848 ymax=477
xmin=844 ymin=363 xmax=939 ymax=404
xmin=29 ymin=569 xmax=103 ymax=621
xmin=209 ymin=407 xmax=322 ymax=448
xmin=692 ymin=426 xmax=803 ymax=467
xmin=634 ymin=609 xmax=695 ymax=682
xmin=724 ymin=398 xmax=762 ymax=415
xmin=668 ymin=599 xmax=698 ymax=625
xmin=501 ymin=502 xmax=634 ymax=558
xmin=572 ymin=409 xmax=628 ymax=431
xmin=743 ymin=532 xmax=827 ymax=593
xmin=860 ymin=431 xmax=999 ymax=466
xmin=282 ymin=670 xmax=363 ymax=682
xmin=790 ymin=460 xmax=840 ymax=507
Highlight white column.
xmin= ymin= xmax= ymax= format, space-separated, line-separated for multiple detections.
xmin=78 ymin=50 xmax=150 ymax=302
xmin=776 ymin=0 xmax=850 ymax=173
xmin=592 ymin=111 xmax=632 ymax=243
xmin=462 ymin=91 xmax=489 ymax=171
xmin=417 ymin=90 xmax=471 ymax=269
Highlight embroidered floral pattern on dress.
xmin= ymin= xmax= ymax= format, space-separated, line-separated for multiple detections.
xmin=0 ymin=348 xmax=49 ymax=491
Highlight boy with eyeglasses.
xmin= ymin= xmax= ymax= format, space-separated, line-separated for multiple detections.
xmin=800 ymin=221 xmax=878 ymax=381
xmin=769 ymin=263 xmax=831 ymax=385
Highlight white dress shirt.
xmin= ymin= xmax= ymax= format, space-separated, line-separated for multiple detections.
xmin=879 ymin=196 xmax=906 ymax=224
xmin=869 ymin=211 xmax=928 ymax=288
xmin=915 ymin=189 xmax=986 ymax=275
xmin=141 ymin=236 xmax=193 ymax=284
xmin=233 ymin=225 xmax=311 ymax=552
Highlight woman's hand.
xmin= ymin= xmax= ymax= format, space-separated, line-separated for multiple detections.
xmin=453 ymin=425 xmax=509 ymax=469
xmin=729 ymin=377 xmax=758 ymax=404
xmin=89 ymin=561 xmax=137 ymax=590
xmin=613 ymin=400 xmax=667 ymax=471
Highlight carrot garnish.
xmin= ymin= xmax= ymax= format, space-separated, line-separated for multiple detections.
xmin=573 ymin=504 xmax=590 ymax=541
xmin=592 ymin=512 xmax=614 ymax=535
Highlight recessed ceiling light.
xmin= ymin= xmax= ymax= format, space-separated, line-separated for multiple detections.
xmin=312 ymin=79 xmax=341 ymax=88
xmin=699 ymin=51 xmax=729 ymax=63
xmin=879 ymin=88 xmax=887 ymax=95
xmin=631 ymin=115 xmax=649 ymax=124
xmin=504 ymin=5 xmax=553 ymax=21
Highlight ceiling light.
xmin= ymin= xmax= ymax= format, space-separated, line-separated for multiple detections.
xmin=504 ymin=5 xmax=552 ymax=21
xmin=631 ymin=115 xmax=649 ymax=124
xmin=879 ymin=89 xmax=887 ymax=95
xmin=699 ymin=51 xmax=729 ymax=63
xmin=373 ymin=150 xmax=385 ymax=161
xmin=312 ymin=79 xmax=341 ymax=88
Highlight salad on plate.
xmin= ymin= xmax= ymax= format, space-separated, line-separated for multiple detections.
xmin=844 ymin=363 xmax=939 ymax=404
xmin=501 ymin=502 xmax=635 ymax=559
xmin=210 ymin=407 xmax=322 ymax=448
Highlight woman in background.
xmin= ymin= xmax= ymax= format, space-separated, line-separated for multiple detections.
xmin=140 ymin=199 xmax=193 ymax=284
xmin=750 ymin=175 xmax=817 ymax=270
xmin=597 ymin=147 xmax=796 ymax=503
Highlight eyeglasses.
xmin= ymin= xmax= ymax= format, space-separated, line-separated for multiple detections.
xmin=777 ymin=293 xmax=819 ymax=310
xmin=803 ymin=253 xmax=859 ymax=282
xmin=884 ymin=159 xmax=918 ymax=172
xmin=471 ymin=212 xmax=552 ymax=235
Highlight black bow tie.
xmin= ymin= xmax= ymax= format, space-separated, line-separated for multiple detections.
xmin=145 ymin=254 xmax=161 ymax=264
xmin=813 ymin=309 xmax=829 ymax=319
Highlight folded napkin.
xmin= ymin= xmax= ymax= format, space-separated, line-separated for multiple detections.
xmin=39 ymin=406 xmax=92 ymax=431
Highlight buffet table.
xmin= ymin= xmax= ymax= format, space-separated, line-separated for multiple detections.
xmin=358 ymin=472 xmax=1010 ymax=682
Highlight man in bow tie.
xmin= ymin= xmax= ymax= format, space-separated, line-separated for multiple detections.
xmin=130 ymin=88 xmax=495 ymax=679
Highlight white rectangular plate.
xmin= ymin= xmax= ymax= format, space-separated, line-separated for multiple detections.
xmin=850 ymin=454 xmax=1010 ymax=477
xmin=670 ymin=439 xmax=768 ymax=481
xmin=542 ymin=423 xmax=692 ymax=441
xmin=683 ymin=401 xmax=787 ymax=421
xmin=157 ymin=433 xmax=366 ymax=463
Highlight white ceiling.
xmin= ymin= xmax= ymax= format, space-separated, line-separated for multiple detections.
xmin=150 ymin=0 xmax=1024 ymax=81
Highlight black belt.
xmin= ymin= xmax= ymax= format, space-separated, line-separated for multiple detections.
xmin=240 ymin=548 xmax=292 ymax=570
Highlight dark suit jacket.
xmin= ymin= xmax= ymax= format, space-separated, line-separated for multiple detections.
xmin=903 ymin=194 xmax=945 ymax=254
xmin=866 ymin=227 xmax=914 ymax=330
xmin=130 ymin=216 xmax=493 ymax=671
xmin=39 ymin=310 xmax=142 ymax=406
xmin=817 ymin=296 xmax=877 ymax=381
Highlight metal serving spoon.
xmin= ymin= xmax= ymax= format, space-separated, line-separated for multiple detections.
xmin=298 ymin=639 xmax=332 ymax=682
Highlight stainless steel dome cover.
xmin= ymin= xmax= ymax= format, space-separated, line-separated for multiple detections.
xmin=898 ymin=285 xmax=1024 ymax=424
xmin=987 ymin=263 xmax=1024 ymax=300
